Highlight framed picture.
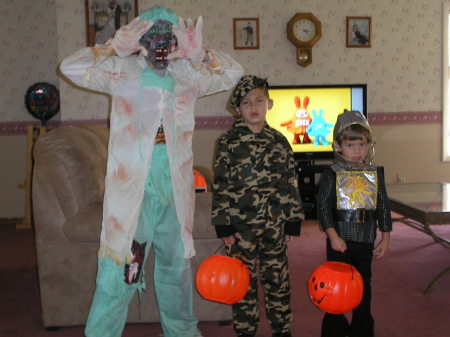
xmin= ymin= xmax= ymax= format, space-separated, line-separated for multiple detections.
xmin=346 ymin=16 xmax=371 ymax=48
xmin=233 ymin=18 xmax=260 ymax=50
xmin=85 ymin=0 xmax=139 ymax=46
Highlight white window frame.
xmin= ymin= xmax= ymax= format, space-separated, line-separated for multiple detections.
xmin=443 ymin=2 xmax=450 ymax=161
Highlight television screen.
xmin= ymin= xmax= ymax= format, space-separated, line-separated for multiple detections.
xmin=266 ymin=84 xmax=367 ymax=161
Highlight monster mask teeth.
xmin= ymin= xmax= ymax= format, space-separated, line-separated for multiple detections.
xmin=155 ymin=47 xmax=169 ymax=61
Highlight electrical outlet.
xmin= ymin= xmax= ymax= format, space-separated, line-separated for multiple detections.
xmin=397 ymin=172 xmax=406 ymax=184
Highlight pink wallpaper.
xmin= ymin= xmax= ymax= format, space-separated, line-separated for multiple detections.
xmin=0 ymin=0 xmax=444 ymax=131
xmin=0 ymin=0 xmax=59 ymax=123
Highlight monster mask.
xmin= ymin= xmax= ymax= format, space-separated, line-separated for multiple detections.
xmin=139 ymin=19 xmax=178 ymax=69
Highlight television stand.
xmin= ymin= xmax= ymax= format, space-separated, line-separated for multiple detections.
xmin=295 ymin=160 xmax=330 ymax=219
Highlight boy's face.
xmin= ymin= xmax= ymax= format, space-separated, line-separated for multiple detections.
xmin=236 ymin=87 xmax=273 ymax=133
xmin=335 ymin=137 xmax=369 ymax=164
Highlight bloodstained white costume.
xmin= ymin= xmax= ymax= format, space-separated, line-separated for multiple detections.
xmin=61 ymin=44 xmax=243 ymax=263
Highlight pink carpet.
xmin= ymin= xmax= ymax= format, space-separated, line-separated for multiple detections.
xmin=0 ymin=219 xmax=448 ymax=337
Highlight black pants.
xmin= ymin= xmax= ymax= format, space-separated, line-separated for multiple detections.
xmin=321 ymin=239 xmax=374 ymax=337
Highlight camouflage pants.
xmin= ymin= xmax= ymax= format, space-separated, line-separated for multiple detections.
xmin=227 ymin=222 xmax=292 ymax=336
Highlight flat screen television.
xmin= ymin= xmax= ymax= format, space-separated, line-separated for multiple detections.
xmin=266 ymin=84 xmax=367 ymax=161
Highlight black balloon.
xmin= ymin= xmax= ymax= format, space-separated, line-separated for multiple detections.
xmin=24 ymin=82 xmax=60 ymax=125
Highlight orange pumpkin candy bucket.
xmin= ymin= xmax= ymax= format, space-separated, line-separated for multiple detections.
xmin=195 ymin=254 xmax=250 ymax=305
xmin=308 ymin=261 xmax=364 ymax=314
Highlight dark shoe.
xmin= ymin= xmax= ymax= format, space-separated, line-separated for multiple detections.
xmin=273 ymin=333 xmax=292 ymax=337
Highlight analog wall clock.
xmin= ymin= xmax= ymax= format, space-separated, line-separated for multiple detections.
xmin=287 ymin=13 xmax=322 ymax=67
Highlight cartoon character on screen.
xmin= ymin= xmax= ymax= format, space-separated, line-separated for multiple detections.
xmin=280 ymin=96 xmax=312 ymax=144
xmin=306 ymin=108 xmax=334 ymax=146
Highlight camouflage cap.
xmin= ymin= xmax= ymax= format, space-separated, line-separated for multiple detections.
xmin=229 ymin=75 xmax=268 ymax=109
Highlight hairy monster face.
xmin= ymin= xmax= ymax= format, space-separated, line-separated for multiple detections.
xmin=139 ymin=20 xmax=178 ymax=69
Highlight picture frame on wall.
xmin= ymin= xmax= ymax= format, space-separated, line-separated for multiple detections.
xmin=233 ymin=18 xmax=260 ymax=50
xmin=346 ymin=16 xmax=371 ymax=48
xmin=85 ymin=0 xmax=139 ymax=47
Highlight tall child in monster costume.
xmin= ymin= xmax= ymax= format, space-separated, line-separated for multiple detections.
xmin=60 ymin=6 xmax=243 ymax=337
xmin=212 ymin=75 xmax=304 ymax=337
xmin=316 ymin=109 xmax=392 ymax=337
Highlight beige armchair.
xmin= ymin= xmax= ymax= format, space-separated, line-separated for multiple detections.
xmin=32 ymin=124 xmax=230 ymax=328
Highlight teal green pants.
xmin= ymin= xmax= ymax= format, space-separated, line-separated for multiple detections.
xmin=85 ymin=145 xmax=198 ymax=337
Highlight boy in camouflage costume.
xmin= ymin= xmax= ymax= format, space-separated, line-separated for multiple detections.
xmin=212 ymin=75 xmax=304 ymax=337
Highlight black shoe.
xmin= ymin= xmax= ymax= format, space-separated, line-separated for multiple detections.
xmin=273 ymin=333 xmax=292 ymax=337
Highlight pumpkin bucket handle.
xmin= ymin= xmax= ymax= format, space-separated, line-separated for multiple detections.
xmin=214 ymin=242 xmax=245 ymax=262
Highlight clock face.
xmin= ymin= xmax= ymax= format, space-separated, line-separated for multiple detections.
xmin=293 ymin=19 xmax=316 ymax=42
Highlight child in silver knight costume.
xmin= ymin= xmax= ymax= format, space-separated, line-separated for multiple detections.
xmin=316 ymin=109 xmax=392 ymax=337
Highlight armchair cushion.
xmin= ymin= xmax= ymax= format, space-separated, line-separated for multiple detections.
xmin=63 ymin=203 xmax=102 ymax=242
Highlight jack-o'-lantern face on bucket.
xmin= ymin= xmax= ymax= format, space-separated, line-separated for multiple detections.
xmin=308 ymin=261 xmax=364 ymax=314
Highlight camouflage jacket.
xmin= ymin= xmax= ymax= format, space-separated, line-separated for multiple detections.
xmin=212 ymin=118 xmax=304 ymax=238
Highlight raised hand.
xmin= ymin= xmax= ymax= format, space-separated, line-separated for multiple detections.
xmin=168 ymin=16 xmax=205 ymax=64
xmin=111 ymin=17 xmax=152 ymax=57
